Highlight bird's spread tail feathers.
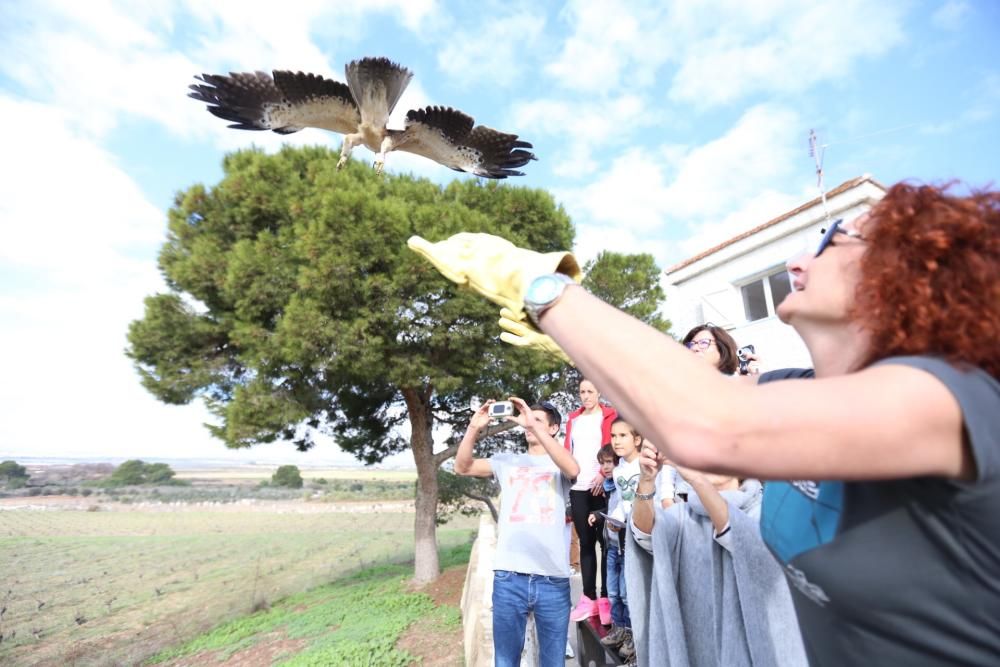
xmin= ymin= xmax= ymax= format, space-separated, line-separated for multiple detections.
xmin=345 ymin=57 xmax=413 ymax=128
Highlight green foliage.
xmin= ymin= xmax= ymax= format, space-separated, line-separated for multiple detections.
xmin=144 ymin=462 xmax=176 ymax=483
xmin=583 ymin=250 xmax=670 ymax=332
xmin=103 ymin=460 xmax=180 ymax=487
xmin=310 ymin=478 xmax=413 ymax=501
xmin=146 ymin=542 xmax=473 ymax=666
xmin=0 ymin=460 xmax=28 ymax=478
xmin=126 ymin=146 xmax=573 ymax=460
xmin=271 ymin=464 xmax=304 ymax=488
xmin=437 ymin=469 xmax=498 ymax=524
xmin=0 ymin=460 xmax=28 ymax=489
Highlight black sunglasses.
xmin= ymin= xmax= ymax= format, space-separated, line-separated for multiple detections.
xmin=816 ymin=219 xmax=866 ymax=257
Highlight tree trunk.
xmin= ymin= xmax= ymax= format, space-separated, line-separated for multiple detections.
xmin=404 ymin=387 xmax=440 ymax=585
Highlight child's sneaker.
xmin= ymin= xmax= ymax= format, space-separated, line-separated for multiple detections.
xmin=597 ymin=596 xmax=612 ymax=625
xmin=600 ymin=625 xmax=625 ymax=647
xmin=618 ymin=629 xmax=636 ymax=660
xmin=569 ymin=594 xmax=599 ymax=621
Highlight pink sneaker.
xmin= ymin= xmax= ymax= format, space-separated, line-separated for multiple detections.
xmin=597 ymin=597 xmax=612 ymax=625
xmin=570 ymin=594 xmax=598 ymax=622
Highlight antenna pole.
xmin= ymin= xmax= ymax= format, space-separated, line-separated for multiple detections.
xmin=809 ymin=129 xmax=833 ymax=226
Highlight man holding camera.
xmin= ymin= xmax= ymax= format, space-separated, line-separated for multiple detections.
xmin=455 ymin=397 xmax=581 ymax=667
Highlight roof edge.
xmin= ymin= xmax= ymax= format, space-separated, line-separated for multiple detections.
xmin=666 ymin=175 xmax=886 ymax=275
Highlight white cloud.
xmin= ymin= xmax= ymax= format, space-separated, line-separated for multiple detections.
xmin=669 ymin=1 xmax=906 ymax=107
xmin=1 ymin=0 xmax=440 ymax=147
xmin=675 ymin=188 xmax=806 ymax=259
xmin=0 ymin=97 xmax=163 ymax=276
xmin=436 ymin=10 xmax=547 ymax=87
xmin=513 ymin=93 xmax=657 ymax=177
xmin=0 ymin=93 xmax=415 ymax=465
xmin=553 ymin=148 xmax=670 ymax=232
xmin=961 ymin=72 xmax=1000 ymax=124
xmin=571 ymin=221 xmax=674 ymax=268
xmin=0 ymin=0 xmax=445 ymax=464
xmin=554 ymin=104 xmax=808 ymax=266
xmin=543 ymin=0 xmax=906 ymax=108
xmin=545 ymin=0 xmax=673 ymax=92
xmin=919 ymin=71 xmax=1000 ymax=135
xmin=1 ymin=7 xmax=205 ymax=140
xmin=931 ymin=0 xmax=970 ymax=31
xmin=659 ymin=105 xmax=802 ymax=218
xmin=0 ymin=95 xmax=209 ymax=459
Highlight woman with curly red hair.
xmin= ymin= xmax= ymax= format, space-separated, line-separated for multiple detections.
xmin=529 ymin=182 xmax=1000 ymax=666
xmin=408 ymin=180 xmax=1000 ymax=665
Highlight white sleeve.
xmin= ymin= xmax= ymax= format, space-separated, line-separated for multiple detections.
xmin=630 ymin=514 xmax=654 ymax=554
xmin=713 ymin=521 xmax=734 ymax=552
xmin=656 ymin=467 xmax=677 ymax=504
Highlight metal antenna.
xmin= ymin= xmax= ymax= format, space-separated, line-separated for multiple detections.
xmin=808 ymin=129 xmax=833 ymax=227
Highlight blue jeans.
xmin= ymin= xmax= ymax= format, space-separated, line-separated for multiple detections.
xmin=492 ymin=570 xmax=571 ymax=667
xmin=606 ymin=540 xmax=631 ymax=628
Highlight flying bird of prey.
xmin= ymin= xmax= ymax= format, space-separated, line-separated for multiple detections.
xmin=189 ymin=57 xmax=536 ymax=179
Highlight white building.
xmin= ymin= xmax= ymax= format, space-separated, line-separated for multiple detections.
xmin=663 ymin=175 xmax=887 ymax=370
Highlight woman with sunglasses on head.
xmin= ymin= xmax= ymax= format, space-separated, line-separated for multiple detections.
xmin=633 ymin=324 xmax=742 ymax=513
xmin=649 ymin=325 xmax=744 ymax=508
xmin=409 ymin=181 xmax=1000 ymax=666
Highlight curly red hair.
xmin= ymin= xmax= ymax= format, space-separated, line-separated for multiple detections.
xmin=853 ymin=182 xmax=1000 ymax=377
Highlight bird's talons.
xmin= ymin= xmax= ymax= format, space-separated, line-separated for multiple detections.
xmin=336 ymin=156 xmax=348 ymax=171
xmin=372 ymin=159 xmax=385 ymax=176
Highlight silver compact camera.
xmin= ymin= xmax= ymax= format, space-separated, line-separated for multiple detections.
xmin=737 ymin=344 xmax=755 ymax=375
xmin=489 ymin=401 xmax=514 ymax=418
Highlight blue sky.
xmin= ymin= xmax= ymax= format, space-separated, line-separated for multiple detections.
xmin=1 ymin=0 xmax=997 ymax=465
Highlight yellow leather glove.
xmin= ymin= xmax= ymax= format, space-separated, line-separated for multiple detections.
xmin=498 ymin=308 xmax=573 ymax=365
xmin=407 ymin=233 xmax=582 ymax=314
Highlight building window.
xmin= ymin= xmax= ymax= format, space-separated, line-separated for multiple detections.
xmin=740 ymin=269 xmax=792 ymax=322
xmin=741 ymin=280 xmax=768 ymax=321
xmin=768 ymin=271 xmax=793 ymax=310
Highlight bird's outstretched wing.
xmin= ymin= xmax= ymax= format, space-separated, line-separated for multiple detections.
xmin=189 ymin=70 xmax=360 ymax=135
xmin=397 ymin=106 xmax=536 ymax=179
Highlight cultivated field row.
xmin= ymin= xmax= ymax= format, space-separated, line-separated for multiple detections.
xmin=0 ymin=504 xmax=475 ymax=666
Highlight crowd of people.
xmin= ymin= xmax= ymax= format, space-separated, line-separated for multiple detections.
xmin=436 ymin=181 xmax=999 ymax=666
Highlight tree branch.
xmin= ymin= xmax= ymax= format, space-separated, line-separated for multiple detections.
xmin=433 ymin=443 xmax=460 ymax=466
xmin=462 ymin=492 xmax=499 ymax=523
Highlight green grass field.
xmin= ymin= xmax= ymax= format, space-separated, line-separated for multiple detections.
xmin=149 ymin=543 xmax=471 ymax=667
xmin=0 ymin=506 xmax=475 ymax=666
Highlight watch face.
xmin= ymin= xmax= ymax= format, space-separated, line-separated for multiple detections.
xmin=527 ymin=275 xmax=561 ymax=305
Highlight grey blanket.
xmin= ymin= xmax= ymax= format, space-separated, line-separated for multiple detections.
xmin=625 ymin=481 xmax=807 ymax=667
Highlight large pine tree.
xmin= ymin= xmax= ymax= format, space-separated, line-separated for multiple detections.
xmin=127 ymin=146 xmax=572 ymax=582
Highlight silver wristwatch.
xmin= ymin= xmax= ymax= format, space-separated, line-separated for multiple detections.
xmin=524 ymin=273 xmax=576 ymax=326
